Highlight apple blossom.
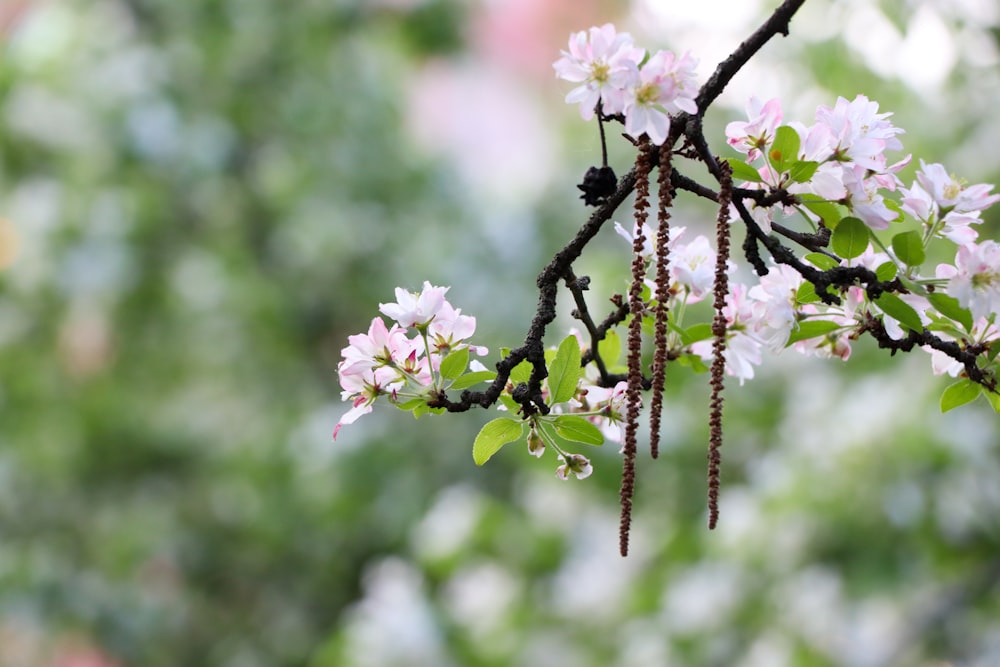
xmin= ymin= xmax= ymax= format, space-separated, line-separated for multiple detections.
xmin=428 ymin=301 xmax=489 ymax=357
xmin=670 ymin=234 xmax=720 ymax=301
xmin=334 ymin=364 xmax=405 ymax=441
xmin=553 ymin=23 xmax=642 ymax=120
xmin=940 ymin=241 xmax=1000 ymax=321
xmin=692 ymin=284 xmax=764 ymax=385
xmin=623 ymin=49 xmax=699 ymax=145
xmin=726 ymin=96 xmax=783 ymax=162
xmin=841 ymin=164 xmax=898 ymax=230
xmin=814 ymin=94 xmax=905 ymax=171
xmin=748 ymin=264 xmax=803 ymax=350
xmin=379 ymin=281 xmax=450 ymax=328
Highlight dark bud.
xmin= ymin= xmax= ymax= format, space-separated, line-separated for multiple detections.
xmin=577 ymin=165 xmax=617 ymax=206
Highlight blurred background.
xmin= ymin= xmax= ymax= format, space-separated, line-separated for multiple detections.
xmin=0 ymin=0 xmax=999 ymax=665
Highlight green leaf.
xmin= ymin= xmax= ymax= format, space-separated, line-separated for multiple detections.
xmin=548 ymin=335 xmax=582 ymax=405
xmin=499 ymin=393 xmax=520 ymax=413
xmin=874 ymin=292 xmax=923 ymax=332
xmin=788 ymin=160 xmax=819 ymax=183
xmin=472 ymin=418 xmax=525 ymax=465
xmin=797 ymin=194 xmax=841 ymax=228
xmin=831 ymin=216 xmax=870 ymax=259
xmin=891 ymin=230 xmax=926 ymax=267
xmin=550 ymin=415 xmax=605 ymax=446
xmin=796 ymin=281 xmax=819 ymax=305
xmin=680 ymin=322 xmax=713 ymax=345
xmin=985 ymin=389 xmax=1000 ymax=413
xmin=786 ymin=319 xmax=842 ymax=345
xmin=940 ymin=379 xmax=981 ymax=413
xmin=509 ymin=358 xmax=532 ymax=385
xmin=439 ymin=348 xmax=469 ymax=380
xmin=875 ymin=261 xmax=897 ymax=282
xmin=724 ymin=157 xmax=763 ymax=183
xmin=804 ymin=252 xmax=839 ymax=270
xmin=769 ymin=125 xmax=801 ymax=172
xmin=597 ymin=330 xmax=621 ymax=367
xmin=928 ymin=292 xmax=973 ymax=332
xmin=883 ymin=197 xmax=905 ymax=223
xmin=676 ymin=353 xmax=710 ymax=373
xmin=449 ymin=370 xmax=497 ymax=390
xmin=395 ymin=398 xmax=425 ymax=412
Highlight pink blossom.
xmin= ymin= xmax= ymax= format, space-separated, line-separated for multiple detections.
xmin=623 ymin=49 xmax=699 ymax=146
xmin=725 ymin=96 xmax=783 ymax=162
xmin=842 ymin=164 xmax=897 ymax=230
xmin=340 ymin=316 xmax=417 ymax=371
xmin=940 ymin=241 xmax=1000 ymax=320
xmin=613 ymin=219 xmax=659 ymax=261
xmin=575 ymin=380 xmax=628 ymax=443
xmin=553 ymin=24 xmax=642 ymax=119
xmin=692 ymin=284 xmax=763 ymax=385
xmin=902 ymin=161 xmax=1000 ymax=244
xmin=379 ymin=281 xmax=450 ymax=328
xmin=917 ymin=161 xmax=1000 ymax=213
xmin=428 ymin=301 xmax=488 ymax=356
xmin=334 ymin=365 xmax=404 ymax=440
xmin=814 ymin=95 xmax=905 ymax=172
xmin=748 ymin=264 xmax=803 ymax=350
xmin=670 ymin=234 xmax=718 ymax=301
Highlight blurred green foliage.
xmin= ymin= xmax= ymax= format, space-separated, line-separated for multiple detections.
xmin=0 ymin=1 xmax=998 ymax=666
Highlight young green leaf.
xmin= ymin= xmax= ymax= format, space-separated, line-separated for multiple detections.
xmin=797 ymin=194 xmax=841 ymax=229
xmin=676 ymin=353 xmax=710 ymax=373
xmin=874 ymin=292 xmax=923 ymax=332
xmin=499 ymin=393 xmax=520 ymax=413
xmin=928 ymin=292 xmax=973 ymax=332
xmin=831 ymin=216 xmax=870 ymax=259
xmin=985 ymin=389 xmax=1000 ymax=413
xmin=509 ymin=358 xmax=532 ymax=385
xmin=395 ymin=398 xmax=425 ymax=412
xmin=550 ymin=415 xmax=605 ymax=446
xmin=598 ymin=329 xmax=621 ymax=367
xmin=804 ymin=252 xmax=840 ymax=270
xmin=449 ymin=370 xmax=497 ymax=390
xmin=891 ymin=230 xmax=926 ymax=267
xmin=796 ymin=281 xmax=819 ymax=305
xmin=548 ymin=335 xmax=583 ymax=405
xmin=725 ymin=157 xmax=763 ymax=183
xmin=769 ymin=125 xmax=801 ymax=172
xmin=940 ymin=379 xmax=981 ymax=413
xmin=786 ymin=319 xmax=842 ymax=345
xmin=875 ymin=261 xmax=897 ymax=282
xmin=439 ymin=348 xmax=469 ymax=380
xmin=472 ymin=418 xmax=526 ymax=465
xmin=788 ymin=160 xmax=819 ymax=183
xmin=680 ymin=322 xmax=713 ymax=345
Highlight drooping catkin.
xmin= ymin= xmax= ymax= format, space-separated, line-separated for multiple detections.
xmin=649 ymin=145 xmax=674 ymax=460
xmin=620 ymin=142 xmax=654 ymax=556
xmin=707 ymin=162 xmax=733 ymax=530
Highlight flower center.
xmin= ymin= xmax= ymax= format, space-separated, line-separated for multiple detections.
xmin=635 ymin=81 xmax=659 ymax=106
xmin=590 ymin=61 xmax=610 ymax=85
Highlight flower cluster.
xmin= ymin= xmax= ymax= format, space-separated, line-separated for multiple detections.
xmin=333 ymin=23 xmax=1000 ymax=498
xmin=721 ymin=95 xmax=1000 ymax=389
xmin=727 ymin=95 xmax=909 ymax=232
xmin=553 ymin=24 xmax=698 ymax=145
xmin=334 ymin=282 xmax=487 ymax=440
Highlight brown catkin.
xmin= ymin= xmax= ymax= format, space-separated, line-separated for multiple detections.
xmin=620 ymin=142 xmax=653 ymax=557
xmin=649 ymin=145 xmax=674 ymax=460
xmin=707 ymin=162 xmax=733 ymax=530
